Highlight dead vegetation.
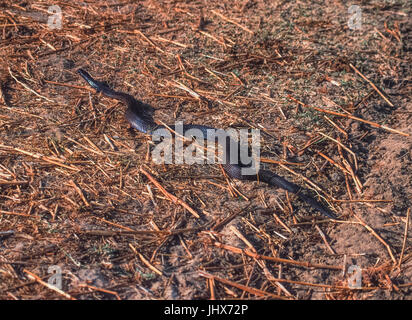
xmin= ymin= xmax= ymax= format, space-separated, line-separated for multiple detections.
xmin=0 ymin=0 xmax=411 ymax=300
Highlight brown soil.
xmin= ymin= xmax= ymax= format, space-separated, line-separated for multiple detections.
xmin=0 ymin=0 xmax=411 ymax=300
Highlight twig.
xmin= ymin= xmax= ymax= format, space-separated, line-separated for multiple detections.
xmin=171 ymin=80 xmax=201 ymax=100
xmin=211 ymin=10 xmax=253 ymax=34
xmin=0 ymin=144 xmax=80 ymax=172
xmin=323 ymin=115 xmax=348 ymax=138
xmin=69 ymin=180 xmax=90 ymax=208
xmin=139 ymin=168 xmax=200 ymax=218
xmin=398 ymin=208 xmax=410 ymax=268
xmin=129 ymin=244 xmax=163 ymax=276
xmin=219 ymin=164 xmax=249 ymax=200
xmin=349 ymin=63 xmax=394 ymax=107
xmin=260 ymin=158 xmax=304 ymax=166
xmin=65 ymin=136 xmax=105 ymax=156
xmin=259 ymin=277 xmax=380 ymax=291
xmin=272 ymin=212 xmax=292 ymax=233
xmin=83 ymin=136 xmax=104 ymax=155
xmin=151 ymin=35 xmax=188 ymax=48
xmin=199 ymin=270 xmax=290 ymax=299
xmin=213 ymin=241 xmax=343 ymax=270
xmin=315 ymin=225 xmax=336 ymax=255
xmin=212 ymin=205 xmax=251 ymax=231
xmin=8 ymin=67 xmax=54 ymax=103
xmin=288 ymin=95 xmax=409 ymax=137
xmin=278 ymin=163 xmax=332 ymax=201
xmin=103 ymin=134 xmax=117 ymax=151
xmin=317 ymin=151 xmax=350 ymax=174
xmin=134 ymin=30 xmax=165 ymax=53
xmin=332 ymin=199 xmax=392 ymax=203
xmin=0 ymin=180 xmax=29 ymax=186
xmin=44 ymin=79 xmax=94 ymax=91
xmin=208 ymin=278 xmax=216 ymax=300
xmin=24 ymin=269 xmax=76 ymax=300
xmin=353 ymin=214 xmax=397 ymax=265
xmin=78 ymin=283 xmax=121 ymax=300
xmin=0 ymin=210 xmax=34 ymax=218
xmin=318 ymin=132 xmax=358 ymax=170
xmin=229 ymin=225 xmax=294 ymax=297
xmin=198 ymin=30 xmax=230 ymax=47
xmin=94 ymin=217 xmax=135 ymax=232
xmin=83 ymin=222 xmax=213 ymax=237
xmin=342 ymin=157 xmax=362 ymax=194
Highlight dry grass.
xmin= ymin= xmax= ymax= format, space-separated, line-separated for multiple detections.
xmin=0 ymin=0 xmax=411 ymax=300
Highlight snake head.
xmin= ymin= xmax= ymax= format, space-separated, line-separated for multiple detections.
xmin=78 ymin=68 xmax=110 ymax=93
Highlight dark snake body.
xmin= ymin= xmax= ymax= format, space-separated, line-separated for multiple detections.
xmin=78 ymin=69 xmax=336 ymax=219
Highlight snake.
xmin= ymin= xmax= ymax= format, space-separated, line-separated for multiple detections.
xmin=78 ymin=68 xmax=336 ymax=219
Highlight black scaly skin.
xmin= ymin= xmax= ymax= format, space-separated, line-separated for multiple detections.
xmin=78 ymin=69 xmax=336 ymax=219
